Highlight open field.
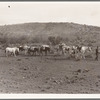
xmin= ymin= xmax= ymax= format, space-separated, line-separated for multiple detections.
xmin=0 ymin=49 xmax=100 ymax=93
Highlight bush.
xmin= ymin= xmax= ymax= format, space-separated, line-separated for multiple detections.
xmin=48 ymin=36 xmax=56 ymax=45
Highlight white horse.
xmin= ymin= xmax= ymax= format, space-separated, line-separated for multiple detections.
xmin=5 ymin=47 xmax=19 ymax=57
xmin=80 ymin=46 xmax=92 ymax=59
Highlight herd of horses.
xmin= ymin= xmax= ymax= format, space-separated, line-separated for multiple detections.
xmin=56 ymin=43 xmax=93 ymax=60
xmin=5 ymin=44 xmax=50 ymax=57
xmin=4 ymin=43 xmax=97 ymax=60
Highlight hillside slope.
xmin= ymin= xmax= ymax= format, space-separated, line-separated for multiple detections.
xmin=0 ymin=22 xmax=100 ymax=45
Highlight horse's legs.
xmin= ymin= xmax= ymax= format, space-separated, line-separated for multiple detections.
xmin=13 ymin=52 xmax=16 ymax=57
xmin=45 ymin=51 xmax=47 ymax=56
xmin=25 ymin=50 xmax=27 ymax=55
xmin=34 ymin=51 xmax=36 ymax=56
xmin=38 ymin=51 xmax=40 ymax=56
xmin=6 ymin=51 xmax=8 ymax=57
xmin=83 ymin=55 xmax=85 ymax=59
xmin=40 ymin=50 xmax=43 ymax=56
xmin=62 ymin=50 xmax=64 ymax=55
xmin=5 ymin=50 xmax=6 ymax=56
xmin=33 ymin=52 xmax=35 ymax=56
xmin=25 ymin=50 xmax=26 ymax=55
xmin=81 ymin=53 xmax=85 ymax=59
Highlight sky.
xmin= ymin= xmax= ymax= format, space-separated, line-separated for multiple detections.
xmin=0 ymin=2 xmax=100 ymax=26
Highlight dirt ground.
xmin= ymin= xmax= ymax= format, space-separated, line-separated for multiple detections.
xmin=0 ymin=49 xmax=100 ymax=93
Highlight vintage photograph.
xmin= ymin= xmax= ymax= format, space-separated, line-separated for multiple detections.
xmin=0 ymin=1 xmax=100 ymax=94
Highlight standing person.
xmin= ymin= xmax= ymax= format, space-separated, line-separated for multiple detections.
xmin=95 ymin=46 xmax=99 ymax=61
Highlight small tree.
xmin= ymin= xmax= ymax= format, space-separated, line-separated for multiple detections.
xmin=48 ymin=36 xmax=56 ymax=45
xmin=55 ymin=36 xmax=63 ymax=44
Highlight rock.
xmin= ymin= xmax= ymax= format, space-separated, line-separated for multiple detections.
xmin=24 ymin=68 xmax=27 ymax=70
xmin=97 ymin=75 xmax=100 ymax=78
xmin=46 ymin=87 xmax=51 ymax=89
xmin=17 ymin=59 xmax=21 ymax=61
xmin=65 ymin=76 xmax=69 ymax=79
xmin=77 ymin=69 xmax=81 ymax=73
xmin=83 ymin=69 xmax=89 ymax=73
xmin=41 ymin=89 xmax=45 ymax=92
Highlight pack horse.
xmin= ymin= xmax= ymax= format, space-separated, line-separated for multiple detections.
xmin=5 ymin=47 xmax=19 ymax=57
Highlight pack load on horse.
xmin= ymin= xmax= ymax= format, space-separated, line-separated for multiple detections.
xmin=39 ymin=45 xmax=50 ymax=56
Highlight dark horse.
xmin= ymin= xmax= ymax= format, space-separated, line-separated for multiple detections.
xmin=39 ymin=45 xmax=50 ymax=56
xmin=28 ymin=46 xmax=39 ymax=56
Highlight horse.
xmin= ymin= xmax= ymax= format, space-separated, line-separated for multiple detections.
xmin=58 ymin=43 xmax=69 ymax=55
xmin=28 ymin=46 xmax=39 ymax=56
xmin=80 ymin=46 xmax=92 ymax=59
xmin=18 ymin=45 xmax=24 ymax=51
xmin=5 ymin=47 xmax=19 ymax=57
xmin=39 ymin=45 xmax=50 ymax=56
xmin=18 ymin=45 xmax=30 ymax=55
xmin=62 ymin=45 xmax=71 ymax=55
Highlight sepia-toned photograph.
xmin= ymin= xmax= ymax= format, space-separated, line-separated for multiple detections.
xmin=0 ymin=1 xmax=100 ymax=95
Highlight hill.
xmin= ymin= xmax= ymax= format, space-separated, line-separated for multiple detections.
xmin=0 ymin=22 xmax=100 ymax=46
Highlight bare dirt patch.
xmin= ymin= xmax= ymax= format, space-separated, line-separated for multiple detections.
xmin=0 ymin=50 xmax=100 ymax=93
